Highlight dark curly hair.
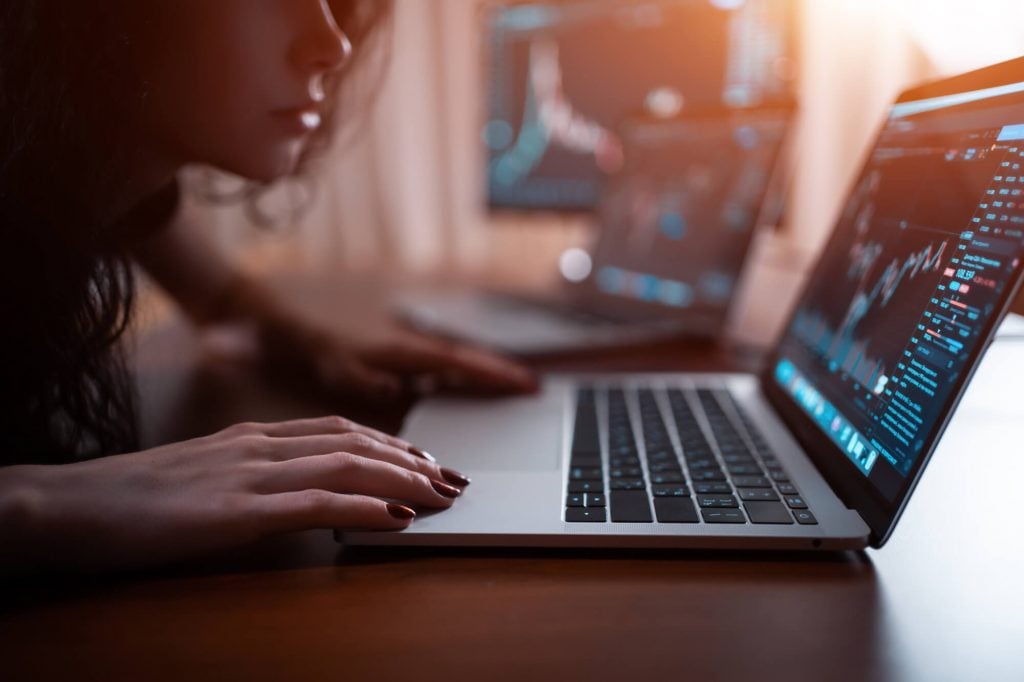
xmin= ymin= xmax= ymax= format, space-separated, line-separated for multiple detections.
xmin=0 ymin=1 xmax=392 ymax=465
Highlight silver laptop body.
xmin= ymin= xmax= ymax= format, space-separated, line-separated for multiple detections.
xmin=345 ymin=57 xmax=1024 ymax=551
xmin=355 ymin=373 xmax=871 ymax=550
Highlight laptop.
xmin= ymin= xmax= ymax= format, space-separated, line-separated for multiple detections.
xmin=399 ymin=106 xmax=793 ymax=356
xmin=345 ymin=56 xmax=1024 ymax=551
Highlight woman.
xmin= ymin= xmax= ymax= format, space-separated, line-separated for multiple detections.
xmin=0 ymin=0 xmax=535 ymax=572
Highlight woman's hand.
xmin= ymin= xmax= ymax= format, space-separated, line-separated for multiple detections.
xmin=291 ymin=323 xmax=539 ymax=401
xmin=132 ymin=216 xmax=538 ymax=402
xmin=0 ymin=416 xmax=468 ymax=572
xmin=227 ymin=275 xmax=539 ymax=401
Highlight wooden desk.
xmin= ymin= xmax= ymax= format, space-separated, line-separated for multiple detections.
xmin=2 ymin=275 xmax=1023 ymax=682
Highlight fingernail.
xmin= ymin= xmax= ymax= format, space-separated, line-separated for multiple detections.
xmin=430 ymin=479 xmax=462 ymax=498
xmin=440 ymin=467 xmax=472 ymax=487
xmin=386 ymin=503 xmax=416 ymax=520
xmin=408 ymin=446 xmax=437 ymax=463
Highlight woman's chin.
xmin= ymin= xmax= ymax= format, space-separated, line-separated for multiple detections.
xmin=218 ymin=143 xmax=305 ymax=184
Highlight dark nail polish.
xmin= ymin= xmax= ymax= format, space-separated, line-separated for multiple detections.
xmin=430 ymin=479 xmax=461 ymax=498
xmin=408 ymin=446 xmax=437 ymax=463
xmin=386 ymin=503 xmax=416 ymax=520
xmin=441 ymin=467 xmax=472 ymax=487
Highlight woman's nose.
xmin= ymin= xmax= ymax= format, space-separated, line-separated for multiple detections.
xmin=290 ymin=0 xmax=353 ymax=79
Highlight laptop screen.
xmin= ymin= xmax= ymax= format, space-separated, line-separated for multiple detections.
xmin=581 ymin=107 xmax=790 ymax=326
xmin=768 ymin=60 xmax=1024 ymax=539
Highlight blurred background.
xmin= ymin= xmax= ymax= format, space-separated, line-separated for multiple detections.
xmin=170 ymin=0 xmax=1024 ymax=343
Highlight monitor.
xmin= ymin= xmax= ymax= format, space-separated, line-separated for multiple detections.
xmin=483 ymin=0 xmax=796 ymax=211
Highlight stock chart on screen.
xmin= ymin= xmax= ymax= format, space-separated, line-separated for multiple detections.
xmin=483 ymin=0 xmax=794 ymax=210
xmin=775 ymin=86 xmax=1024 ymax=500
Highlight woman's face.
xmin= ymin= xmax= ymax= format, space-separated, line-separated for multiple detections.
xmin=129 ymin=0 xmax=352 ymax=182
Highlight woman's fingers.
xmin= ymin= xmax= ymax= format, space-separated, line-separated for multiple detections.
xmin=251 ymin=415 xmax=413 ymax=451
xmin=255 ymin=433 xmax=470 ymax=486
xmin=258 ymin=490 xmax=416 ymax=534
xmin=261 ymin=453 xmax=461 ymax=507
xmin=313 ymin=352 xmax=403 ymax=401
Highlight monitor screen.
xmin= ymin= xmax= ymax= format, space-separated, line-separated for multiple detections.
xmin=772 ymin=75 xmax=1024 ymax=505
xmin=587 ymin=107 xmax=789 ymax=319
xmin=484 ymin=0 xmax=795 ymax=211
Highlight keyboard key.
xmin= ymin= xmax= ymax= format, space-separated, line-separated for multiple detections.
xmin=654 ymin=497 xmax=699 ymax=523
xmin=768 ymin=469 xmax=791 ymax=483
xmin=686 ymin=457 xmax=718 ymax=470
xmin=570 ymin=467 xmax=603 ymax=481
xmin=732 ymin=475 xmax=771 ymax=488
xmin=744 ymin=501 xmax=794 ymax=524
xmin=650 ymin=461 xmax=682 ymax=473
xmin=568 ymin=481 xmax=603 ymax=493
xmin=566 ymin=508 xmax=606 ymax=522
xmin=701 ymin=509 xmax=746 ymax=523
xmin=646 ymin=447 xmax=675 ymax=460
xmin=650 ymin=472 xmax=686 ymax=484
xmin=777 ymin=483 xmax=799 ymax=495
xmin=652 ymin=484 xmax=689 ymax=497
xmin=610 ymin=456 xmax=641 ymax=468
xmin=697 ymin=494 xmax=738 ymax=508
xmin=694 ymin=482 xmax=732 ymax=494
xmin=610 ymin=490 xmax=653 ymax=522
xmin=784 ymin=496 xmax=807 ymax=509
xmin=691 ymin=470 xmax=727 ymax=482
xmin=793 ymin=510 xmax=818 ymax=525
xmin=738 ymin=488 xmax=779 ymax=502
xmin=586 ymin=493 xmax=606 ymax=507
xmin=566 ymin=494 xmax=585 ymax=507
xmin=608 ymin=389 xmax=629 ymax=413
xmin=639 ymin=389 xmax=672 ymax=448
xmin=609 ymin=467 xmax=643 ymax=479
xmin=721 ymin=454 xmax=758 ymax=465
xmin=727 ymin=464 xmax=764 ymax=476
xmin=609 ymin=479 xmax=645 ymax=491
xmin=571 ymin=390 xmax=599 ymax=457
xmin=570 ymin=455 xmax=602 ymax=468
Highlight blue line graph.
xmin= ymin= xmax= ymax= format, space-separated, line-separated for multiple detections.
xmin=489 ymin=39 xmax=623 ymax=190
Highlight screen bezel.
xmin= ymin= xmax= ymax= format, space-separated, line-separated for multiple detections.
xmin=759 ymin=55 xmax=1024 ymax=548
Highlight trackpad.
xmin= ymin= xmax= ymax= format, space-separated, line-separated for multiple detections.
xmin=400 ymin=389 xmax=566 ymax=472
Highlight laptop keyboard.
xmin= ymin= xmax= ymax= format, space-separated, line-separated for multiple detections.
xmin=565 ymin=385 xmax=818 ymax=525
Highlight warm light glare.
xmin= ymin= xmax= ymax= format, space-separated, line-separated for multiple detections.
xmin=559 ymin=247 xmax=593 ymax=283
xmin=893 ymin=0 xmax=1024 ymax=74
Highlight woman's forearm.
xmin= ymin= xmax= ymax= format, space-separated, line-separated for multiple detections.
xmin=0 ymin=465 xmax=49 ymax=574
xmin=132 ymin=214 xmax=259 ymax=325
